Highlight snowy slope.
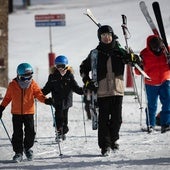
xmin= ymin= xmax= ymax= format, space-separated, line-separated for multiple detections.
xmin=0 ymin=0 xmax=170 ymax=169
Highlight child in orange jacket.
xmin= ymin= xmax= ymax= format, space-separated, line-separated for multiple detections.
xmin=0 ymin=63 xmax=52 ymax=162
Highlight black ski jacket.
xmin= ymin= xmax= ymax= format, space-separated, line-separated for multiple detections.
xmin=42 ymin=68 xmax=83 ymax=110
xmin=80 ymin=41 xmax=129 ymax=83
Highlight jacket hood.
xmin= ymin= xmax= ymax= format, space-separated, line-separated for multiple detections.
xmin=146 ymin=34 xmax=160 ymax=50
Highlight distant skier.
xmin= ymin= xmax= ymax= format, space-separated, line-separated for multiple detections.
xmin=135 ymin=35 xmax=170 ymax=133
xmin=0 ymin=63 xmax=52 ymax=162
xmin=80 ymin=25 xmax=140 ymax=156
xmin=42 ymin=55 xmax=83 ymax=141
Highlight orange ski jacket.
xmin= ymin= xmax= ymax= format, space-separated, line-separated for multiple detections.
xmin=1 ymin=79 xmax=46 ymax=114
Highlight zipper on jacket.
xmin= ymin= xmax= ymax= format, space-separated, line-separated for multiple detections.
xmin=21 ymin=89 xmax=25 ymax=115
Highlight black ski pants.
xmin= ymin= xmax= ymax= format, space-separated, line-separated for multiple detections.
xmin=55 ymin=108 xmax=69 ymax=134
xmin=12 ymin=114 xmax=35 ymax=154
xmin=98 ymin=96 xmax=123 ymax=149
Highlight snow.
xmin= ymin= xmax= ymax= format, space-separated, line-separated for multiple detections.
xmin=0 ymin=0 xmax=170 ymax=169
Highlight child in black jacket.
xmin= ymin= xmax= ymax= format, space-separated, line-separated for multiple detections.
xmin=42 ymin=55 xmax=83 ymax=140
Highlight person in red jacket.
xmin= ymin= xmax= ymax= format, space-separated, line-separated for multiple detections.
xmin=0 ymin=63 xmax=52 ymax=162
xmin=135 ymin=35 xmax=170 ymax=133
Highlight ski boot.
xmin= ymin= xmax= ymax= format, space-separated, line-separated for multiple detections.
xmin=13 ymin=153 xmax=23 ymax=163
xmin=24 ymin=149 xmax=34 ymax=161
xmin=101 ymin=147 xmax=110 ymax=156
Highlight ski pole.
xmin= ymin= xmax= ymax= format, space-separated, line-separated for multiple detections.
xmin=50 ymin=105 xmax=63 ymax=156
xmin=121 ymin=15 xmax=141 ymax=104
xmin=143 ymin=85 xmax=151 ymax=133
xmin=0 ymin=119 xmax=12 ymax=144
xmin=81 ymin=95 xmax=87 ymax=142
xmin=34 ymin=99 xmax=38 ymax=142
xmin=121 ymin=14 xmax=144 ymax=127
xmin=140 ymin=76 xmax=143 ymax=127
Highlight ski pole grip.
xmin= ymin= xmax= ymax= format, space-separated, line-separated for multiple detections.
xmin=121 ymin=15 xmax=127 ymax=36
xmin=122 ymin=14 xmax=126 ymax=25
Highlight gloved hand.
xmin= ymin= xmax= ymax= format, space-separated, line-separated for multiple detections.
xmin=127 ymin=53 xmax=142 ymax=67
xmin=44 ymin=97 xmax=53 ymax=105
xmin=85 ymin=80 xmax=98 ymax=92
xmin=0 ymin=105 xmax=5 ymax=119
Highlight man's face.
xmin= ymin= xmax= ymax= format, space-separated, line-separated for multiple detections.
xmin=100 ymin=32 xmax=113 ymax=44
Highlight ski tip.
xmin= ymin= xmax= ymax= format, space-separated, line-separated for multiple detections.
xmin=86 ymin=8 xmax=91 ymax=13
xmin=139 ymin=1 xmax=145 ymax=5
xmin=152 ymin=1 xmax=159 ymax=6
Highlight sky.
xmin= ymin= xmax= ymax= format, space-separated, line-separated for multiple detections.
xmin=0 ymin=0 xmax=170 ymax=169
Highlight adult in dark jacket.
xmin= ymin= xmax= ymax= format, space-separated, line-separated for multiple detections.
xmin=42 ymin=55 xmax=83 ymax=140
xmin=80 ymin=25 xmax=140 ymax=156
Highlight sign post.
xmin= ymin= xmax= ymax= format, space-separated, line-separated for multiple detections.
xmin=35 ymin=14 xmax=66 ymax=72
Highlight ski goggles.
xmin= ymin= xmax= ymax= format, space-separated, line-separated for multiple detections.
xmin=18 ymin=72 xmax=33 ymax=81
xmin=19 ymin=75 xmax=32 ymax=81
xmin=56 ymin=64 xmax=66 ymax=69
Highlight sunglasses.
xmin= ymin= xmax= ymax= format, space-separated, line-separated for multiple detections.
xmin=56 ymin=64 xmax=66 ymax=69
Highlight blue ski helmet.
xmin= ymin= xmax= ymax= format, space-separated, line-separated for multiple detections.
xmin=55 ymin=55 xmax=68 ymax=65
xmin=17 ymin=63 xmax=33 ymax=76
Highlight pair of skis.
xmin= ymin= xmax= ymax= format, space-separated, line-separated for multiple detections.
xmin=140 ymin=1 xmax=170 ymax=63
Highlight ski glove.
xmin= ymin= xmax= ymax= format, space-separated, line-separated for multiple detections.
xmin=85 ymin=80 xmax=98 ymax=92
xmin=0 ymin=105 xmax=5 ymax=119
xmin=44 ymin=97 xmax=54 ymax=105
xmin=126 ymin=53 xmax=142 ymax=67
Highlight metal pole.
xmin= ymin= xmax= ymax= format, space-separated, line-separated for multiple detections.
xmin=50 ymin=105 xmax=63 ymax=156
xmin=81 ymin=95 xmax=87 ymax=142
xmin=49 ymin=19 xmax=53 ymax=53
xmin=34 ymin=99 xmax=38 ymax=142
xmin=0 ymin=119 xmax=12 ymax=144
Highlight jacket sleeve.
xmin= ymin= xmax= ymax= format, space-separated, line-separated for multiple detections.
xmin=70 ymin=74 xmax=83 ymax=95
xmin=79 ymin=53 xmax=92 ymax=84
xmin=41 ymin=75 xmax=52 ymax=95
xmin=0 ymin=83 xmax=12 ymax=107
xmin=33 ymin=80 xmax=47 ymax=103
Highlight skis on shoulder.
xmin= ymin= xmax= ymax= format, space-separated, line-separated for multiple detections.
xmin=139 ymin=1 xmax=159 ymax=35
xmin=152 ymin=2 xmax=169 ymax=52
xmin=139 ymin=1 xmax=170 ymax=63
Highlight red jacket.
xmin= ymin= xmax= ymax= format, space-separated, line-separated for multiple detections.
xmin=1 ymin=79 xmax=47 ymax=114
xmin=135 ymin=35 xmax=170 ymax=85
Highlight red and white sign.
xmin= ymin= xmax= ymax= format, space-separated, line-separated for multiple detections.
xmin=35 ymin=14 xmax=65 ymax=21
xmin=35 ymin=14 xmax=66 ymax=27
